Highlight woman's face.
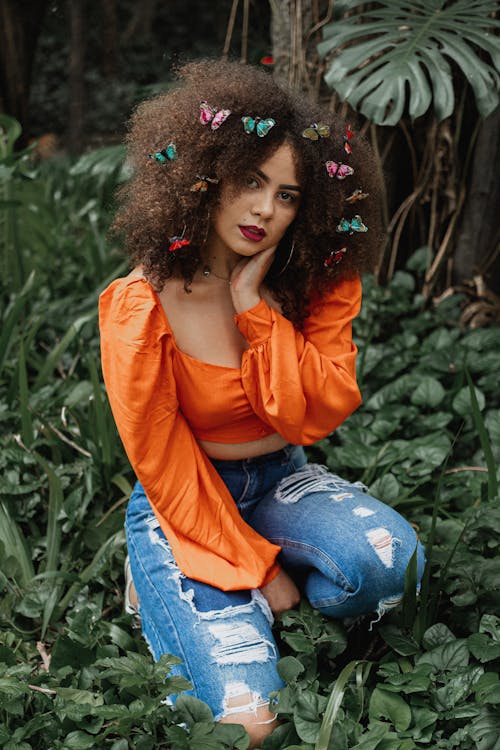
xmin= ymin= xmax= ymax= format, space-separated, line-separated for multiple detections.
xmin=210 ymin=143 xmax=302 ymax=257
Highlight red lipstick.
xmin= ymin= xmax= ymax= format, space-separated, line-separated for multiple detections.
xmin=239 ymin=225 xmax=266 ymax=242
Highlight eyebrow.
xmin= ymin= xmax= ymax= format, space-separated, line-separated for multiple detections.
xmin=255 ymin=168 xmax=302 ymax=192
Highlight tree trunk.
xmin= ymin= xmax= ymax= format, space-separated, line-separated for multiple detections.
xmin=102 ymin=0 xmax=119 ymax=80
xmin=68 ymin=0 xmax=86 ymax=154
xmin=453 ymin=106 xmax=500 ymax=293
xmin=121 ymin=0 xmax=158 ymax=45
xmin=270 ymin=0 xmax=327 ymax=97
xmin=0 ymin=0 xmax=49 ymax=144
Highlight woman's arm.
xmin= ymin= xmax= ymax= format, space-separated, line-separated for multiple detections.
xmin=235 ymin=276 xmax=363 ymax=445
xmin=99 ymin=276 xmax=281 ymax=591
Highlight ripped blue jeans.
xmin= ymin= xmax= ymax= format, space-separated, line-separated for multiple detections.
xmin=125 ymin=444 xmax=425 ymax=719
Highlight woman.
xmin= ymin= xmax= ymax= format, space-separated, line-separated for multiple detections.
xmin=99 ymin=59 xmax=425 ymax=747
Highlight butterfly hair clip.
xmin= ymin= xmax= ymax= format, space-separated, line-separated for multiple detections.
xmin=343 ymin=123 xmax=354 ymax=155
xmin=190 ymin=175 xmax=219 ymax=192
xmin=336 ymin=215 xmax=368 ymax=234
xmin=148 ymin=142 xmax=177 ymax=163
xmin=324 ymin=246 xmax=347 ymax=268
xmin=325 ymin=161 xmax=354 ymax=179
xmin=199 ymin=101 xmax=231 ymax=130
xmin=302 ymin=122 xmax=330 ymax=141
xmin=167 ymin=225 xmax=190 ymax=252
xmin=241 ymin=116 xmax=276 ymax=137
xmin=345 ymin=188 xmax=368 ymax=204
xmin=168 ymin=236 xmax=191 ymax=252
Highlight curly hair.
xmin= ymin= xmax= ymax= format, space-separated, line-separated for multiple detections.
xmin=112 ymin=58 xmax=384 ymax=326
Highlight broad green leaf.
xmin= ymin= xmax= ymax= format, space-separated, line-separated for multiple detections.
xmin=350 ymin=722 xmax=391 ymax=748
xmin=174 ymin=694 xmax=214 ymax=726
xmin=277 ymin=656 xmax=305 ymax=683
xmin=468 ymin=706 xmax=500 ymax=749
xmin=261 ymin=722 xmax=299 ymax=750
xmin=474 ymin=673 xmax=500 ymax=705
xmin=410 ymin=377 xmax=445 ymax=408
xmin=61 ymin=730 xmax=96 ymax=749
xmin=378 ymin=626 xmax=420 ymax=656
xmin=56 ymin=687 xmax=103 ymax=706
xmin=468 ymin=634 xmax=500 ymax=663
xmin=434 ymin=666 xmax=484 ymax=711
xmin=280 ymin=631 xmax=315 ymax=654
xmin=369 ymin=688 xmax=412 ymax=731
xmin=319 ymin=0 xmax=500 ymax=124
xmin=0 ymin=115 xmax=22 ymax=154
xmin=422 ymin=623 xmax=456 ymax=650
xmin=208 ymin=722 xmax=250 ymax=750
xmin=417 ymin=639 xmax=470 ymax=672
xmin=369 ymin=474 xmax=401 ymax=505
xmin=452 ymin=385 xmax=486 ymax=416
xmin=110 ymin=741 xmax=129 ymax=750
xmin=293 ymin=691 xmax=327 ymax=743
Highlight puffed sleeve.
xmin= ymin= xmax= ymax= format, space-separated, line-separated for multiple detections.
xmin=99 ymin=277 xmax=281 ymax=591
xmin=235 ymin=276 xmax=362 ymax=445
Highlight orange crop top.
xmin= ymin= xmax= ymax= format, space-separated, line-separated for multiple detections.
xmin=98 ymin=274 xmax=362 ymax=591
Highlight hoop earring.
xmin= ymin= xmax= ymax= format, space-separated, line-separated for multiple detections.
xmin=276 ymin=240 xmax=295 ymax=276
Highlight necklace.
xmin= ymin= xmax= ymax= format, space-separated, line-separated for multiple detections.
xmin=202 ymin=265 xmax=231 ymax=283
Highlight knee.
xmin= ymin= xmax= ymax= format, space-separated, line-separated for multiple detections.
xmin=219 ymin=694 xmax=278 ymax=749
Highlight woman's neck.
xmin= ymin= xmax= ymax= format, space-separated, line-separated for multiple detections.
xmin=201 ymin=232 xmax=240 ymax=279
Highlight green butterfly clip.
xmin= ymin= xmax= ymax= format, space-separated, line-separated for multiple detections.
xmin=241 ymin=116 xmax=276 ymax=137
xmin=302 ymin=122 xmax=330 ymax=141
xmin=148 ymin=142 xmax=177 ymax=164
xmin=336 ymin=214 xmax=368 ymax=234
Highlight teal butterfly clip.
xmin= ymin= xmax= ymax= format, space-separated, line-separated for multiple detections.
xmin=336 ymin=214 xmax=368 ymax=234
xmin=148 ymin=142 xmax=177 ymax=164
xmin=241 ymin=116 xmax=276 ymax=137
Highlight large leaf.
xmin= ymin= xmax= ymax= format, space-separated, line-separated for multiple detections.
xmin=318 ymin=0 xmax=500 ymax=125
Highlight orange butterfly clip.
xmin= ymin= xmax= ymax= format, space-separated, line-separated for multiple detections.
xmin=345 ymin=188 xmax=368 ymax=204
xmin=190 ymin=175 xmax=219 ymax=192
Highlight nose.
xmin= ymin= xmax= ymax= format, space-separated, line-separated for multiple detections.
xmin=251 ymin=189 xmax=274 ymax=219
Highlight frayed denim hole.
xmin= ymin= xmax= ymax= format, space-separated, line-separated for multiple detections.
xmin=180 ymin=578 xmax=252 ymax=615
xmin=208 ymin=620 xmax=277 ymax=665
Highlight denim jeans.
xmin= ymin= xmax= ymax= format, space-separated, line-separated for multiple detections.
xmin=125 ymin=444 xmax=425 ymax=719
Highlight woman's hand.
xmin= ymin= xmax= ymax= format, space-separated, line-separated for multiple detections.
xmin=259 ymin=568 xmax=301 ymax=616
xmin=230 ymin=245 xmax=276 ymax=314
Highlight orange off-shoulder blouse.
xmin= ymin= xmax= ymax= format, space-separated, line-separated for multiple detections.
xmin=98 ymin=274 xmax=362 ymax=591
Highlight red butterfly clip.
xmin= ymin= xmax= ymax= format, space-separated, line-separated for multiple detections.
xmin=324 ymin=247 xmax=347 ymax=268
xmin=168 ymin=236 xmax=191 ymax=252
xmin=343 ymin=123 xmax=354 ymax=155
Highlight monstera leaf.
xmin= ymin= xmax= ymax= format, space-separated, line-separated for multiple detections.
xmin=318 ymin=0 xmax=500 ymax=126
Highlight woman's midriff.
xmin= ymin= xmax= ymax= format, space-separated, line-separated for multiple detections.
xmin=199 ymin=432 xmax=289 ymax=460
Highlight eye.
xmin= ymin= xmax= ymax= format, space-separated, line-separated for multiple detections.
xmin=245 ymin=175 xmax=259 ymax=188
xmin=278 ymin=191 xmax=297 ymax=203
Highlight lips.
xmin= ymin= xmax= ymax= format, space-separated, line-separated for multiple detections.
xmin=239 ymin=225 xmax=267 ymax=242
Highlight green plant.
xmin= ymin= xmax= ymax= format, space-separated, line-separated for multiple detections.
xmin=318 ymin=0 xmax=500 ymax=126
xmin=1 ymin=143 xmax=499 ymax=749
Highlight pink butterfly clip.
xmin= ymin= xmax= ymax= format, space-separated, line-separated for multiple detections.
xmin=199 ymin=101 xmax=231 ymax=130
xmin=325 ymin=161 xmax=354 ymax=179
